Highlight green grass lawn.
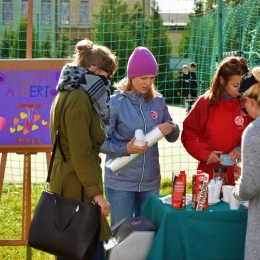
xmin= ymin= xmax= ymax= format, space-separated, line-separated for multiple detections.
xmin=0 ymin=179 xmax=192 ymax=259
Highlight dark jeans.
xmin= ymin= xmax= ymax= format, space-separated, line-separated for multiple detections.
xmin=57 ymin=241 xmax=105 ymax=260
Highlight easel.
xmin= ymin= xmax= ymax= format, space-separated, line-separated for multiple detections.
xmin=0 ymin=145 xmax=52 ymax=246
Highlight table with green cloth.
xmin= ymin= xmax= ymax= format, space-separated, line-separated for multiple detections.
xmin=141 ymin=195 xmax=248 ymax=260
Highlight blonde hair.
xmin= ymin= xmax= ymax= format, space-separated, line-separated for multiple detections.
xmin=114 ymin=78 xmax=156 ymax=102
xmin=241 ymin=67 xmax=260 ymax=107
xmin=72 ymin=38 xmax=118 ymax=76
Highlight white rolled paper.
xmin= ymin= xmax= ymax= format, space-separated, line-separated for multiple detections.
xmin=106 ymin=127 xmax=164 ymax=172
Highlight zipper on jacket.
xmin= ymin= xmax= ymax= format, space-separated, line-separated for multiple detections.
xmin=137 ymin=94 xmax=146 ymax=192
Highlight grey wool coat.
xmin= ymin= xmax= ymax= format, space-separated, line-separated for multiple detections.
xmin=233 ymin=116 xmax=260 ymax=260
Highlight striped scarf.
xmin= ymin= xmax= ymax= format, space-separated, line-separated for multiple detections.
xmin=56 ymin=64 xmax=111 ymax=127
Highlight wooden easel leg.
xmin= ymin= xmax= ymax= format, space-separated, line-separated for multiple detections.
xmin=22 ymin=153 xmax=32 ymax=243
xmin=46 ymin=152 xmax=51 ymax=171
xmin=0 ymin=153 xmax=8 ymax=200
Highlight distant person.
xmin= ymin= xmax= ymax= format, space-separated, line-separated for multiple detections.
xmin=181 ymin=56 xmax=253 ymax=185
xmin=190 ymin=62 xmax=204 ymax=95
xmin=233 ymin=66 xmax=260 ymax=260
xmin=101 ymin=47 xmax=180 ymax=226
xmin=177 ymin=65 xmax=190 ymax=112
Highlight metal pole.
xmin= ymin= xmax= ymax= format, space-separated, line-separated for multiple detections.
xmin=217 ymin=0 xmax=223 ymax=62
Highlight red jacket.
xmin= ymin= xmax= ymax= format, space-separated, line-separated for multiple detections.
xmin=181 ymin=95 xmax=253 ymax=185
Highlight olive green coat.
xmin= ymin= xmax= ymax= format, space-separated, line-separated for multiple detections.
xmin=49 ymin=89 xmax=111 ymax=241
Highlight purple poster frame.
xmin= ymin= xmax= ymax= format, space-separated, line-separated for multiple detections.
xmin=0 ymin=70 xmax=60 ymax=146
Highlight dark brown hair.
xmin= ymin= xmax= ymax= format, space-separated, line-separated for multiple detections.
xmin=205 ymin=56 xmax=249 ymax=105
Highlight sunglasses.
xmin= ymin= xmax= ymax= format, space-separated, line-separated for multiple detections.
xmin=227 ymin=57 xmax=248 ymax=65
xmin=100 ymin=68 xmax=113 ymax=81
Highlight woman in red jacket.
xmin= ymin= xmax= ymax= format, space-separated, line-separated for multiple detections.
xmin=181 ymin=57 xmax=253 ymax=185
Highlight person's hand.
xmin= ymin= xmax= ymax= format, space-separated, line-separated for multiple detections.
xmin=177 ymin=91 xmax=180 ymax=96
xmin=228 ymin=149 xmax=241 ymax=164
xmin=126 ymin=137 xmax=149 ymax=155
xmin=93 ymin=194 xmax=110 ymax=220
xmin=206 ymin=151 xmax=223 ymax=164
xmin=157 ymin=122 xmax=175 ymax=136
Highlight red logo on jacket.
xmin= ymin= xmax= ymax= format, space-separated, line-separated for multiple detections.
xmin=150 ymin=111 xmax=157 ymax=119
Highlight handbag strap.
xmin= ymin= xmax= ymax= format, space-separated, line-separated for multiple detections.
xmin=46 ymin=91 xmax=72 ymax=183
xmin=61 ymin=172 xmax=84 ymax=202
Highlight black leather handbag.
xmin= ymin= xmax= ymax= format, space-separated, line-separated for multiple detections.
xmin=28 ymin=91 xmax=101 ymax=260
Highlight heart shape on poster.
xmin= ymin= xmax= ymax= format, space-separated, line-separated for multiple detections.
xmin=32 ymin=124 xmax=38 ymax=131
xmin=20 ymin=112 xmax=27 ymax=120
xmin=25 ymin=121 xmax=32 ymax=128
xmin=23 ymin=129 xmax=29 ymax=135
xmin=17 ymin=125 xmax=24 ymax=131
xmin=10 ymin=127 xmax=16 ymax=133
xmin=14 ymin=118 xmax=20 ymax=125
xmin=34 ymin=114 xmax=41 ymax=122
xmin=0 ymin=117 xmax=7 ymax=131
xmin=42 ymin=120 xmax=47 ymax=125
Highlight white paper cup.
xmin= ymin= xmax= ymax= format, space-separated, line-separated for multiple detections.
xmin=134 ymin=129 xmax=145 ymax=146
xmin=229 ymin=192 xmax=240 ymax=210
xmin=213 ymin=183 xmax=221 ymax=198
xmin=222 ymin=185 xmax=235 ymax=202
xmin=145 ymin=127 xmax=164 ymax=146
xmin=106 ymin=154 xmax=138 ymax=172
xmin=133 ymin=139 xmax=146 ymax=146
xmin=208 ymin=185 xmax=214 ymax=202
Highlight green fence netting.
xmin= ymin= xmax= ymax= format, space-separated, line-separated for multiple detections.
xmin=1 ymin=0 xmax=259 ymax=258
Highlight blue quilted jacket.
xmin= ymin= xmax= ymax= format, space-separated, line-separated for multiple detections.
xmin=101 ymin=90 xmax=180 ymax=192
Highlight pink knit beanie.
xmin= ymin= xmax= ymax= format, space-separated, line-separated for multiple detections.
xmin=127 ymin=47 xmax=158 ymax=78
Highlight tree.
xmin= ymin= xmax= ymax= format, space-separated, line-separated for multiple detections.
xmin=178 ymin=1 xmax=204 ymax=58
xmin=53 ymin=30 xmax=70 ymax=58
xmin=145 ymin=3 xmax=172 ymax=97
xmin=93 ymin=0 xmax=136 ymax=83
xmin=223 ymin=4 xmax=243 ymax=53
xmin=39 ymin=32 xmax=52 ymax=58
xmin=0 ymin=26 xmax=15 ymax=58
xmin=9 ymin=17 xmax=39 ymax=58
xmin=10 ymin=17 xmax=27 ymax=58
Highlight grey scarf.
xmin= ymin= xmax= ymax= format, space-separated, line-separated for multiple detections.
xmin=56 ymin=64 xmax=111 ymax=127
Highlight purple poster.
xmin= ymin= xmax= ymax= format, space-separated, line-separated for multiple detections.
xmin=0 ymin=70 xmax=60 ymax=145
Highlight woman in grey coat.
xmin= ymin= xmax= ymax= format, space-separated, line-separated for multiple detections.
xmin=233 ymin=66 xmax=260 ymax=260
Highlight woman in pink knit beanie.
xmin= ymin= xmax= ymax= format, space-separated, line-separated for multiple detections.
xmin=101 ymin=46 xmax=180 ymax=226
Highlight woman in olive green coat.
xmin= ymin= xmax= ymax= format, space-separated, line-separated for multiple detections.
xmin=49 ymin=39 xmax=117 ymax=260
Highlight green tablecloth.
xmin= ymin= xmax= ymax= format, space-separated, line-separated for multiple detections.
xmin=141 ymin=195 xmax=248 ymax=260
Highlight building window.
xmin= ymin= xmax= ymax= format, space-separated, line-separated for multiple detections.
xmin=79 ymin=1 xmax=89 ymax=24
xmin=61 ymin=1 xmax=70 ymax=24
xmin=21 ymin=0 xmax=28 ymax=17
xmin=3 ymin=0 xmax=12 ymax=24
xmin=41 ymin=0 xmax=51 ymax=25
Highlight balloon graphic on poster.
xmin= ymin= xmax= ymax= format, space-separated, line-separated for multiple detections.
xmin=0 ymin=116 xmax=7 ymax=131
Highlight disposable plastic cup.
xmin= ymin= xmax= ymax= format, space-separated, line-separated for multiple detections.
xmin=134 ymin=129 xmax=145 ymax=146
xmin=229 ymin=192 xmax=240 ymax=210
xmin=213 ymin=184 xmax=221 ymax=198
xmin=222 ymin=185 xmax=235 ymax=202
xmin=208 ymin=185 xmax=214 ymax=202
